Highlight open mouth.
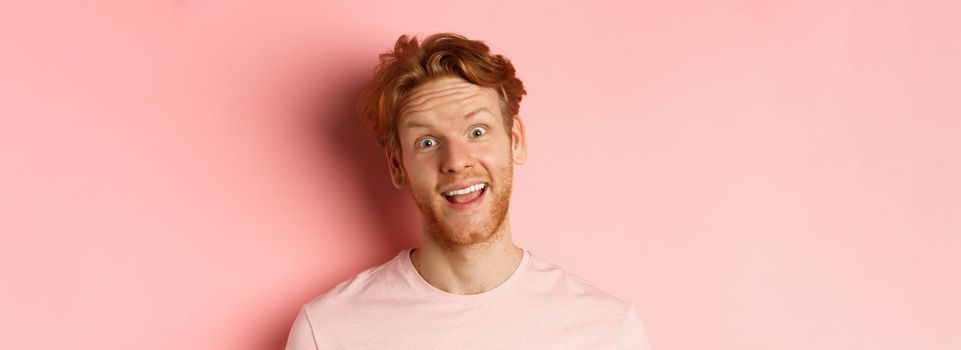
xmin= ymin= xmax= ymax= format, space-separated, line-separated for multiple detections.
xmin=442 ymin=183 xmax=488 ymax=208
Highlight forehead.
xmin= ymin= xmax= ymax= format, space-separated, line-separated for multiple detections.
xmin=400 ymin=76 xmax=501 ymax=123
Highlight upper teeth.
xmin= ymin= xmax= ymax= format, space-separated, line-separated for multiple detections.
xmin=444 ymin=183 xmax=486 ymax=196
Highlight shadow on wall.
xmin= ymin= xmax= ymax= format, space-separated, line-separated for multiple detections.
xmin=252 ymin=41 xmax=421 ymax=350
xmin=318 ymin=72 xmax=421 ymax=253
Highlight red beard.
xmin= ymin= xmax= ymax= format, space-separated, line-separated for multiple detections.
xmin=411 ymin=165 xmax=513 ymax=247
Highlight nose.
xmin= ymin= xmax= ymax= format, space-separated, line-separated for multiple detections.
xmin=440 ymin=138 xmax=475 ymax=174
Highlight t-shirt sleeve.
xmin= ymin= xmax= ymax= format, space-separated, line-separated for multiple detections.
xmin=615 ymin=304 xmax=652 ymax=350
xmin=284 ymin=306 xmax=318 ymax=350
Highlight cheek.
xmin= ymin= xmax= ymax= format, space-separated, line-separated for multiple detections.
xmin=478 ymin=141 xmax=513 ymax=166
xmin=403 ymin=159 xmax=437 ymax=189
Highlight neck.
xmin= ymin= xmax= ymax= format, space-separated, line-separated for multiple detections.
xmin=410 ymin=216 xmax=524 ymax=295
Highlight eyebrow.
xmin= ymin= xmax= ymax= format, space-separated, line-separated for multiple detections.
xmin=403 ymin=107 xmax=492 ymax=129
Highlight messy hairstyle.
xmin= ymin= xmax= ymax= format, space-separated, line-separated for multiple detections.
xmin=356 ymin=32 xmax=527 ymax=154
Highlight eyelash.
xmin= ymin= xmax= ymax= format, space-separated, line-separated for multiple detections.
xmin=418 ymin=138 xmax=437 ymax=149
xmin=416 ymin=126 xmax=488 ymax=149
xmin=470 ymin=126 xmax=487 ymax=137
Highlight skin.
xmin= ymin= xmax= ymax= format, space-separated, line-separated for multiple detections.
xmin=386 ymin=75 xmax=528 ymax=295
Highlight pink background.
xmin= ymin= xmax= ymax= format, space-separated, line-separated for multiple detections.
xmin=2 ymin=1 xmax=959 ymax=349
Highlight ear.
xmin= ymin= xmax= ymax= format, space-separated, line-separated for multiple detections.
xmin=385 ymin=147 xmax=406 ymax=189
xmin=510 ymin=114 xmax=527 ymax=165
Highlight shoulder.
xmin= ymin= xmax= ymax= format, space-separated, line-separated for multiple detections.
xmin=523 ymin=253 xmax=648 ymax=346
xmin=302 ymin=252 xmax=405 ymax=316
xmin=525 ymin=253 xmax=633 ymax=315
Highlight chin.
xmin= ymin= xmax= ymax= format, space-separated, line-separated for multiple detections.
xmin=433 ymin=220 xmax=493 ymax=246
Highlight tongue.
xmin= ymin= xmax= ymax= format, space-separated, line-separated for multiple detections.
xmin=449 ymin=188 xmax=483 ymax=203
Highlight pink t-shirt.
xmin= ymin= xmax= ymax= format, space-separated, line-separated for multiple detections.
xmin=285 ymin=248 xmax=652 ymax=349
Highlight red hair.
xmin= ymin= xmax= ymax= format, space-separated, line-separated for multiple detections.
xmin=357 ymin=33 xmax=527 ymax=153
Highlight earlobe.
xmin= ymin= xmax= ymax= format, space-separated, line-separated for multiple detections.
xmin=510 ymin=115 xmax=528 ymax=165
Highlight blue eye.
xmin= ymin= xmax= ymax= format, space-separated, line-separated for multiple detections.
xmin=470 ymin=126 xmax=487 ymax=137
xmin=418 ymin=138 xmax=438 ymax=149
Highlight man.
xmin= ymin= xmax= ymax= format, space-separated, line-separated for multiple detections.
xmin=285 ymin=33 xmax=651 ymax=349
